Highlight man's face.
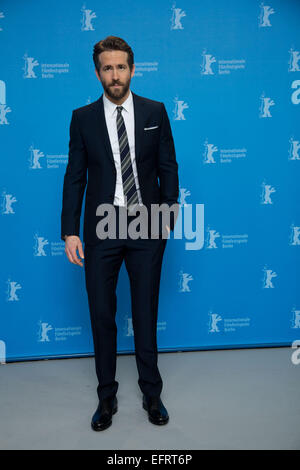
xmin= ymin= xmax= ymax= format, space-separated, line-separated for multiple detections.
xmin=95 ymin=50 xmax=135 ymax=102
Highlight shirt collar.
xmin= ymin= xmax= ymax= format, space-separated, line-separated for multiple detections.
xmin=103 ymin=89 xmax=133 ymax=118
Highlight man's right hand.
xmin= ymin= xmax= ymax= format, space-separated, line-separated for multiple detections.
xmin=64 ymin=235 xmax=85 ymax=267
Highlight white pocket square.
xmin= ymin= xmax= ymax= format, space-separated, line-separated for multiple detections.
xmin=144 ymin=125 xmax=159 ymax=130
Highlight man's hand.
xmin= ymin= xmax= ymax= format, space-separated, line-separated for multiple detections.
xmin=64 ymin=235 xmax=85 ymax=267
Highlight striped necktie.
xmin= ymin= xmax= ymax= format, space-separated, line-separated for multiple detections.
xmin=116 ymin=105 xmax=139 ymax=213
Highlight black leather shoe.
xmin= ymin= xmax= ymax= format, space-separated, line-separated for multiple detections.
xmin=142 ymin=394 xmax=169 ymax=425
xmin=91 ymin=395 xmax=118 ymax=431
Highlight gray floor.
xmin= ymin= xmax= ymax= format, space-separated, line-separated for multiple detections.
xmin=0 ymin=347 xmax=299 ymax=450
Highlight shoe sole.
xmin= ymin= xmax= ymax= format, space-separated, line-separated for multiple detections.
xmin=91 ymin=405 xmax=118 ymax=431
xmin=143 ymin=402 xmax=169 ymax=425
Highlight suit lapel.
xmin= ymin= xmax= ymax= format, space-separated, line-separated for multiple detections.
xmin=90 ymin=93 xmax=115 ymax=167
xmin=90 ymin=90 xmax=146 ymax=166
xmin=132 ymin=91 xmax=146 ymax=164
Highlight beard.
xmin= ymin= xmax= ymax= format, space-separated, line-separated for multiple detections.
xmin=102 ymin=77 xmax=131 ymax=101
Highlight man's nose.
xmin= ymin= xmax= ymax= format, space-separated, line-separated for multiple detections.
xmin=112 ymin=68 xmax=119 ymax=80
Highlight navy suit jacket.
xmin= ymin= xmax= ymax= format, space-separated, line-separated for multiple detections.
xmin=61 ymin=91 xmax=179 ymax=245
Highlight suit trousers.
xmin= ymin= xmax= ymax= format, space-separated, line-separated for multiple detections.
xmin=84 ymin=205 xmax=167 ymax=401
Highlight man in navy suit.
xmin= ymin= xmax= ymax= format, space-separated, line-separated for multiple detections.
xmin=61 ymin=36 xmax=179 ymax=431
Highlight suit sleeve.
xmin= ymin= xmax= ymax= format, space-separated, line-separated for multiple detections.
xmin=60 ymin=110 xmax=87 ymax=241
xmin=157 ymin=103 xmax=179 ymax=231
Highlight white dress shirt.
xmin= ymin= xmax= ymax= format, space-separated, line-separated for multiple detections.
xmin=103 ymin=90 xmax=143 ymax=207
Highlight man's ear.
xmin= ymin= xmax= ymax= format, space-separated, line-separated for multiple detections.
xmin=95 ymin=68 xmax=101 ymax=82
xmin=131 ymin=64 xmax=135 ymax=78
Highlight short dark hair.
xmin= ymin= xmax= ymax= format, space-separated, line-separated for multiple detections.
xmin=93 ymin=36 xmax=134 ymax=73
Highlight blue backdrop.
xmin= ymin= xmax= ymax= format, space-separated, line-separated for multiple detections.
xmin=1 ymin=0 xmax=299 ymax=362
